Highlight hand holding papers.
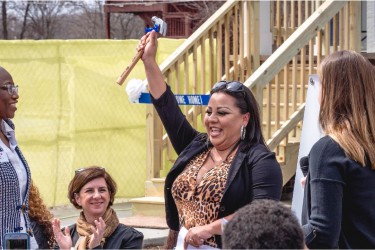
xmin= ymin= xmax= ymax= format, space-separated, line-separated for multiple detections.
xmin=175 ymin=227 xmax=219 ymax=250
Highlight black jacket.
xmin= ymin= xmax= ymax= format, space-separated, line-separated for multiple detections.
xmin=152 ymin=85 xmax=283 ymax=247
xmin=302 ymin=136 xmax=375 ymax=249
xmin=31 ymin=219 xmax=51 ymax=249
xmin=65 ymin=223 xmax=143 ymax=249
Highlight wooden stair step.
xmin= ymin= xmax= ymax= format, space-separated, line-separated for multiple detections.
xmin=130 ymin=196 xmax=166 ymax=217
xmin=279 ymin=142 xmax=300 ymax=186
xmin=120 ymin=215 xmax=168 ymax=229
xmin=145 ymin=178 xmax=165 ymax=197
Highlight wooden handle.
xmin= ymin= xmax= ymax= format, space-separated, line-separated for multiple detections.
xmin=116 ymin=49 xmax=144 ymax=85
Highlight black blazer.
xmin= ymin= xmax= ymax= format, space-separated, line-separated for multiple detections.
xmin=64 ymin=223 xmax=143 ymax=249
xmin=302 ymin=136 xmax=375 ymax=249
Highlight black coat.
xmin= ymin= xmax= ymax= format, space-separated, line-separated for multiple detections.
xmin=302 ymin=136 xmax=375 ymax=248
xmin=31 ymin=219 xmax=51 ymax=249
xmin=65 ymin=223 xmax=143 ymax=249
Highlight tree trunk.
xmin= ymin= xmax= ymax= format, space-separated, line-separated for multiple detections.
xmin=20 ymin=2 xmax=31 ymax=39
xmin=2 ymin=1 xmax=8 ymax=39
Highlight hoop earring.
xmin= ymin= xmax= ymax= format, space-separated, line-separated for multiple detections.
xmin=240 ymin=125 xmax=246 ymax=140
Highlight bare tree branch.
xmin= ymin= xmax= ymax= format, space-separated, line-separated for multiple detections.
xmin=19 ymin=1 xmax=31 ymax=39
xmin=0 ymin=0 xmax=222 ymax=40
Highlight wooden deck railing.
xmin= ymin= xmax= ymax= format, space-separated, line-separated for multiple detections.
xmin=247 ymin=0 xmax=360 ymax=161
xmin=146 ymin=0 xmax=361 ymax=180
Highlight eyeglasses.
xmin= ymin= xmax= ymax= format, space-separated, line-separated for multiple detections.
xmin=75 ymin=167 xmax=105 ymax=174
xmin=0 ymin=84 xmax=18 ymax=95
xmin=211 ymin=81 xmax=245 ymax=96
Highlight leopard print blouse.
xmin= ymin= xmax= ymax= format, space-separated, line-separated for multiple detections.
xmin=171 ymin=148 xmax=234 ymax=248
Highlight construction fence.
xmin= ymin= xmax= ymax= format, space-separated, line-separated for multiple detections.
xmin=0 ymin=38 xmax=185 ymax=207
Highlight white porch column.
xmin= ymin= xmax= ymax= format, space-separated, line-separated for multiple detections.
xmin=260 ymin=0 xmax=273 ymax=56
xmin=367 ymin=1 xmax=375 ymax=52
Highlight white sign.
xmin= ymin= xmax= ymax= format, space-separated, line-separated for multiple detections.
xmin=291 ymin=74 xmax=324 ymax=223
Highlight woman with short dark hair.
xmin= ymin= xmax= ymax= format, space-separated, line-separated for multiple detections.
xmin=52 ymin=166 xmax=143 ymax=249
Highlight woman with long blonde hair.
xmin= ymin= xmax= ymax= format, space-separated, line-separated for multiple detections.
xmin=302 ymin=50 xmax=375 ymax=248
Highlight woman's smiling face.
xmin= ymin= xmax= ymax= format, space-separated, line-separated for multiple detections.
xmin=74 ymin=177 xmax=110 ymax=221
xmin=0 ymin=67 xmax=18 ymax=119
xmin=204 ymin=92 xmax=249 ymax=150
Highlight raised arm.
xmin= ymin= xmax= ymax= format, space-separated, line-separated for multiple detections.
xmin=138 ymin=30 xmax=166 ymax=99
xmin=137 ymin=30 xmax=199 ymax=154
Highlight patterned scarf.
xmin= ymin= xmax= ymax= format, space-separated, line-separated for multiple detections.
xmin=75 ymin=208 xmax=119 ymax=250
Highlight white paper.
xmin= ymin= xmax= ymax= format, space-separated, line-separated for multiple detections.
xmin=175 ymin=227 xmax=219 ymax=250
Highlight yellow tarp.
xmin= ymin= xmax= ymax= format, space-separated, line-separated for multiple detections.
xmin=0 ymin=39 xmax=185 ymax=206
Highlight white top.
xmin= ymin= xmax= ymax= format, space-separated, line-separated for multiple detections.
xmin=0 ymin=120 xmax=38 ymax=249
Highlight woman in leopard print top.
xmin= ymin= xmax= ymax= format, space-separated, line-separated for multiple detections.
xmin=138 ymin=31 xmax=283 ymax=249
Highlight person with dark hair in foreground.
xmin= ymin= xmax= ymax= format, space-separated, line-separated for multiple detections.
xmin=222 ymin=199 xmax=304 ymax=249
